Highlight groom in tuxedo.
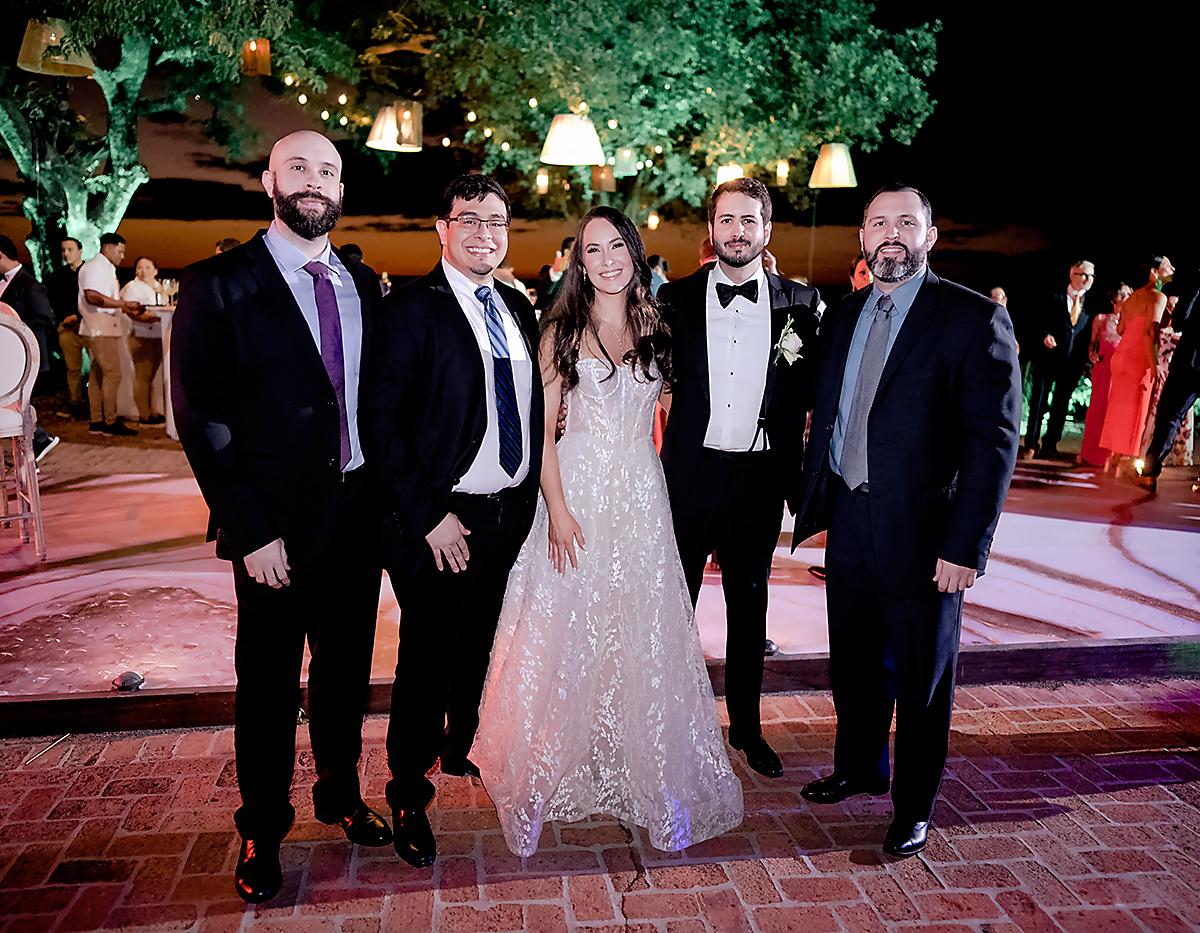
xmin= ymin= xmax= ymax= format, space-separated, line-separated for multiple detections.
xmin=794 ymin=184 xmax=1020 ymax=857
xmin=173 ymin=131 xmax=391 ymax=903
xmin=658 ymin=177 xmax=821 ymax=779
xmin=363 ymin=174 xmax=543 ymax=868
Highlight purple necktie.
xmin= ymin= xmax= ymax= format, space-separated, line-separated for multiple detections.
xmin=303 ymin=260 xmax=351 ymax=470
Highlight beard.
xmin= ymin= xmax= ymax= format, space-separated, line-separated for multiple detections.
xmin=273 ymin=187 xmax=343 ymax=240
xmin=867 ymin=241 xmax=927 ymax=283
xmin=713 ymin=235 xmax=763 ymax=269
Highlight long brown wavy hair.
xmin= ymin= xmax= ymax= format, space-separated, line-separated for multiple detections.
xmin=542 ymin=206 xmax=671 ymax=391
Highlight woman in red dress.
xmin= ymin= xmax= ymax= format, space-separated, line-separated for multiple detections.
xmin=1099 ymin=257 xmax=1173 ymax=474
xmin=1079 ymin=283 xmax=1133 ymax=466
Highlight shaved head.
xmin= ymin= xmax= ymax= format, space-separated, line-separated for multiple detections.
xmin=262 ymin=131 xmax=344 ymax=240
xmin=267 ymin=130 xmax=342 ymax=174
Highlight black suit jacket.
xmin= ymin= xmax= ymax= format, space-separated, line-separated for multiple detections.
xmin=794 ymin=271 xmax=1021 ymax=594
xmin=171 ymin=231 xmax=379 ymax=563
xmin=1036 ymin=289 xmax=1097 ymax=372
xmin=362 ymin=263 xmax=544 ymax=569
xmin=2 ymin=268 xmax=56 ymax=373
xmin=657 ymin=266 xmax=821 ymax=515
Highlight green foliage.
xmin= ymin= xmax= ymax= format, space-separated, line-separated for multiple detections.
xmin=386 ymin=0 xmax=938 ymax=219
xmin=0 ymin=0 xmax=356 ymax=272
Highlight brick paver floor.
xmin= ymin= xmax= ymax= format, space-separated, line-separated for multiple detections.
xmin=1 ymin=678 xmax=1198 ymax=931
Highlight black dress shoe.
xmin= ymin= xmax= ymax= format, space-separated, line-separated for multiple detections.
xmin=317 ymin=805 xmax=393 ymax=847
xmin=234 ymin=837 xmax=282 ymax=903
xmin=729 ymin=736 xmax=783 ymax=778
xmin=764 ymin=639 xmax=778 ymax=657
xmin=440 ymin=756 xmax=481 ymax=778
xmin=800 ymin=773 xmax=889 ymax=804
xmin=883 ymin=818 xmax=929 ymax=858
xmin=392 ymin=805 xmax=436 ymax=867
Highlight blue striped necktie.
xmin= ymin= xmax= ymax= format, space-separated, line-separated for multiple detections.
xmin=474 ymin=285 xmax=523 ymax=477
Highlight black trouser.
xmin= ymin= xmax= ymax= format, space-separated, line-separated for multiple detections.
xmin=1026 ymin=353 xmax=1086 ymax=451
xmin=1143 ymin=362 xmax=1199 ymax=477
xmin=824 ymin=480 xmax=963 ymax=822
xmin=231 ymin=468 xmax=381 ymax=841
xmin=674 ymin=447 xmax=783 ymax=745
xmin=385 ymin=488 xmax=527 ymax=810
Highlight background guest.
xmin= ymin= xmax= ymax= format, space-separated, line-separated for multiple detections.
xmin=1024 ymin=260 xmax=1098 ymax=459
xmin=214 ymin=237 xmax=241 ymax=255
xmin=0 ymin=237 xmax=60 ymax=460
xmin=1078 ymin=283 xmax=1133 ymax=466
xmin=79 ymin=232 xmax=140 ymax=436
xmin=1100 ymin=256 xmax=1172 ymax=475
xmin=1139 ymin=283 xmax=1200 ymax=489
xmin=647 ymin=254 xmax=670 ymax=295
xmin=119 ymin=256 xmax=167 ymax=425
xmin=1140 ymin=296 xmax=1189 ymax=463
xmin=47 ymin=237 xmax=86 ymax=417
xmin=850 ymin=253 xmax=874 ymax=293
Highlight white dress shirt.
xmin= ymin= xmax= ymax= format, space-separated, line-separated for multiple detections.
xmin=77 ymin=253 xmax=124 ymax=337
xmin=120 ymin=279 xmax=164 ymax=339
xmin=442 ymin=258 xmax=534 ymax=492
xmin=704 ymin=265 xmax=772 ymax=452
xmin=0 ymin=264 xmax=20 ymax=301
xmin=263 ymin=222 xmax=365 ymax=471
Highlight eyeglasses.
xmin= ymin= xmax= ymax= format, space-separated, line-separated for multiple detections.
xmin=445 ymin=214 xmax=510 ymax=232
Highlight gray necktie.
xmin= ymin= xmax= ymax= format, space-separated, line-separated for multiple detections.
xmin=839 ymin=294 xmax=894 ymax=490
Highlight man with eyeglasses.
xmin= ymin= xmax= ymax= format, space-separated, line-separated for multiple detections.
xmin=1023 ymin=260 xmax=1098 ymax=459
xmin=363 ymin=173 xmax=543 ymax=869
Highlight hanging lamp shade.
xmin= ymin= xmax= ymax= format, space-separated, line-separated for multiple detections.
xmin=808 ymin=143 xmax=857 ymax=188
xmin=16 ymin=19 xmax=94 ymax=77
xmin=715 ymin=163 xmax=744 ymax=185
xmin=365 ymin=102 xmax=423 ymax=152
xmin=240 ymin=38 xmax=271 ymax=77
xmin=540 ymin=114 xmax=605 ymax=166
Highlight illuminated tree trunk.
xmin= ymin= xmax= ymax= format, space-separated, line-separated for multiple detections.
xmin=0 ymin=36 xmax=151 ymax=275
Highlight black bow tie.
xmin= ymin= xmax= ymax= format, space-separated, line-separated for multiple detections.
xmin=716 ymin=280 xmax=759 ymax=308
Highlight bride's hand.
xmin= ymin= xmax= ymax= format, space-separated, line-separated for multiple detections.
xmin=547 ymin=508 xmax=586 ymax=574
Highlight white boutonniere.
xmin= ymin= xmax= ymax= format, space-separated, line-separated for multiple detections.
xmin=772 ymin=314 xmax=804 ymax=366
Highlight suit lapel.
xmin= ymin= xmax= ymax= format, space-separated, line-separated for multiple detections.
xmin=876 ymin=271 xmax=939 ymax=396
xmin=243 ymin=233 xmax=332 ymax=394
xmin=760 ymin=272 xmax=792 ymax=414
xmin=687 ymin=268 xmax=713 ymax=402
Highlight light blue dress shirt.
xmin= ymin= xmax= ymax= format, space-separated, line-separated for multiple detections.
xmin=263 ymin=223 xmax=365 ymax=471
xmin=829 ymin=268 xmax=927 ymax=478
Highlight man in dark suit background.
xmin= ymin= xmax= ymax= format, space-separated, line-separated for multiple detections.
xmin=1138 ymin=283 xmax=1200 ymax=490
xmin=794 ymin=184 xmax=1020 ymax=857
xmin=363 ymin=174 xmax=543 ymax=869
xmin=173 ymin=130 xmax=391 ymax=904
xmin=1022 ymin=260 xmax=1098 ymax=459
xmin=658 ymin=178 xmax=821 ymax=780
xmin=0 ymin=234 xmax=60 ymax=460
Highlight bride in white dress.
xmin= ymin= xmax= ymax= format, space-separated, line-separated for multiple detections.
xmin=472 ymin=207 xmax=743 ymax=857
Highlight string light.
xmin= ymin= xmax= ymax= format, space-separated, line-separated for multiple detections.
xmin=483 ymin=127 xmax=493 ymax=138
xmin=466 ymin=110 xmax=477 ymax=122
xmin=442 ymin=136 xmax=450 ymax=147
xmin=607 ymin=118 xmax=618 ymax=130
xmin=339 ymin=116 xmax=348 ymax=126
xmin=297 ymin=93 xmax=308 ymax=104
xmin=283 ymin=74 xmax=295 ymax=87
xmin=337 ymin=93 xmax=348 ymax=105
xmin=320 ymin=109 xmax=329 ymax=120
xmin=500 ymin=141 xmax=510 ymax=151
xmin=654 ymin=145 xmax=663 ymax=154
xmin=528 ymin=97 xmax=538 ymax=108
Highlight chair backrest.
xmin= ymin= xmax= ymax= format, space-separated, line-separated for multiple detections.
xmin=0 ymin=310 xmax=39 ymax=411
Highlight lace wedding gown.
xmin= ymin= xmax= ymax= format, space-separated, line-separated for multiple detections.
xmin=472 ymin=358 xmax=744 ymax=856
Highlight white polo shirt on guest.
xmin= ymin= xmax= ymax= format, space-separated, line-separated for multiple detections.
xmin=77 ymin=253 xmax=124 ymax=338
xmin=441 ymin=258 xmax=533 ymax=492
xmin=704 ymin=263 xmax=772 ymax=452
